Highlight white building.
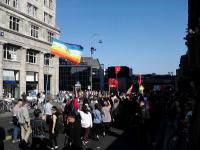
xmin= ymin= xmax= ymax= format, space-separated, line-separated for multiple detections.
xmin=0 ymin=0 xmax=60 ymax=99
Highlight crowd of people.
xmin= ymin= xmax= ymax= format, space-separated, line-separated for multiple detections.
xmin=1 ymin=87 xmax=195 ymax=150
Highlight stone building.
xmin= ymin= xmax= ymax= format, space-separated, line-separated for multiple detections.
xmin=0 ymin=0 xmax=60 ymax=99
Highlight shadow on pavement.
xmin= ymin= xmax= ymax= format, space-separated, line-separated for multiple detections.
xmin=105 ymin=126 xmax=152 ymax=150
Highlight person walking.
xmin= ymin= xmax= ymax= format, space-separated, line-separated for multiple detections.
xmin=17 ymin=100 xmax=32 ymax=145
xmin=92 ymin=103 xmax=102 ymax=141
xmin=43 ymin=99 xmax=53 ymax=126
xmin=12 ymin=99 xmax=22 ymax=143
xmin=79 ymin=104 xmax=93 ymax=145
xmin=31 ymin=109 xmax=49 ymax=150
xmin=102 ymin=101 xmax=112 ymax=136
xmin=49 ymin=106 xmax=59 ymax=150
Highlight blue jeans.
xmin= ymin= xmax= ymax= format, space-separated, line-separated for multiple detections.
xmin=13 ymin=125 xmax=20 ymax=140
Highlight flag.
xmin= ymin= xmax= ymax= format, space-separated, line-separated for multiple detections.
xmin=127 ymin=84 xmax=133 ymax=94
xmin=108 ymin=78 xmax=118 ymax=88
xmin=51 ymin=39 xmax=83 ymax=64
xmin=138 ymin=74 xmax=142 ymax=85
xmin=139 ymin=85 xmax=144 ymax=94
xmin=115 ymin=66 xmax=121 ymax=75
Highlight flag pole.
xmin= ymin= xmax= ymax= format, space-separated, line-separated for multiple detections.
xmin=116 ymin=73 xmax=118 ymax=92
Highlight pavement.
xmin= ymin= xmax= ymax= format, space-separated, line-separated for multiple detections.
xmin=0 ymin=112 xmax=148 ymax=150
xmin=0 ymin=101 xmax=150 ymax=150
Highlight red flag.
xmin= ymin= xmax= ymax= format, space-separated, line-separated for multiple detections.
xmin=127 ymin=84 xmax=133 ymax=94
xmin=115 ymin=66 xmax=121 ymax=75
xmin=138 ymin=74 xmax=142 ymax=85
xmin=108 ymin=78 xmax=118 ymax=88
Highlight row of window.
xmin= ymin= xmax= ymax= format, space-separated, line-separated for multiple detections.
xmin=44 ymin=0 xmax=53 ymax=9
xmin=5 ymin=0 xmax=18 ymax=8
xmin=3 ymin=45 xmax=52 ymax=66
xmin=5 ymin=1 xmax=53 ymax=25
xmin=9 ymin=16 xmax=54 ymax=43
xmin=5 ymin=0 xmax=53 ymax=9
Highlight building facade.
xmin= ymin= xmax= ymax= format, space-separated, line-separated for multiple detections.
xmin=0 ymin=0 xmax=60 ymax=99
xmin=106 ymin=66 xmax=132 ymax=92
xmin=59 ymin=57 xmax=104 ymax=91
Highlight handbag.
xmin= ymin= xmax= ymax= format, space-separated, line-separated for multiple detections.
xmin=67 ymin=115 xmax=76 ymax=123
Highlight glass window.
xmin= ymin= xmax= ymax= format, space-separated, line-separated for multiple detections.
xmin=48 ymin=31 xmax=54 ymax=43
xmin=5 ymin=0 xmax=10 ymax=5
xmin=9 ymin=16 xmax=19 ymax=31
xmin=31 ymin=25 xmax=39 ymax=38
xmin=44 ymin=12 xmax=52 ymax=25
xmin=13 ymin=0 xmax=18 ymax=8
xmin=27 ymin=3 xmax=38 ymax=18
xmin=44 ymin=12 xmax=48 ymax=23
xmin=44 ymin=0 xmax=48 ymax=6
xmin=44 ymin=54 xmax=52 ymax=66
xmin=26 ymin=50 xmax=37 ymax=64
xmin=3 ymin=45 xmax=17 ymax=61
xmin=49 ymin=0 xmax=53 ymax=9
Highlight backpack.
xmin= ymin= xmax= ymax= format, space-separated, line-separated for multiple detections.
xmin=56 ymin=115 xmax=64 ymax=134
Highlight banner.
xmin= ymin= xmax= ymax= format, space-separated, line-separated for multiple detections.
xmin=115 ymin=66 xmax=121 ymax=75
xmin=51 ymin=39 xmax=83 ymax=64
xmin=108 ymin=78 xmax=118 ymax=88
xmin=126 ymin=84 xmax=133 ymax=94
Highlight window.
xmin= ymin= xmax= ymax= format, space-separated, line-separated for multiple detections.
xmin=44 ymin=0 xmax=53 ymax=9
xmin=49 ymin=0 xmax=53 ymax=9
xmin=31 ymin=25 xmax=39 ymax=38
xmin=26 ymin=50 xmax=37 ymax=64
xmin=44 ymin=12 xmax=52 ymax=25
xmin=13 ymin=0 xmax=18 ymax=8
xmin=48 ymin=15 xmax=52 ymax=24
xmin=9 ymin=16 xmax=19 ymax=31
xmin=44 ymin=54 xmax=52 ymax=66
xmin=44 ymin=12 xmax=48 ymax=23
xmin=48 ymin=31 xmax=54 ymax=43
xmin=5 ymin=0 xmax=10 ymax=5
xmin=27 ymin=3 xmax=38 ymax=18
xmin=3 ymin=45 xmax=17 ymax=61
xmin=44 ymin=0 xmax=47 ymax=6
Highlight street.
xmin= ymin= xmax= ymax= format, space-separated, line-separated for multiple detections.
xmin=0 ymin=111 xmax=147 ymax=150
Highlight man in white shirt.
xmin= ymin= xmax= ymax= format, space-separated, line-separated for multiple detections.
xmin=43 ymin=99 xmax=53 ymax=126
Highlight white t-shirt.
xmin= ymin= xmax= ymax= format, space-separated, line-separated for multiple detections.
xmin=43 ymin=102 xmax=53 ymax=115
xmin=79 ymin=110 xmax=93 ymax=128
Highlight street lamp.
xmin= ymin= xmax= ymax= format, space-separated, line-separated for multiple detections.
xmin=90 ymin=34 xmax=102 ymax=91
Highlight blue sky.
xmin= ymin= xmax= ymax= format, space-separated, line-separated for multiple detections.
xmin=56 ymin=0 xmax=188 ymax=74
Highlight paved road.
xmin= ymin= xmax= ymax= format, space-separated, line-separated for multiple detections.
xmin=0 ymin=114 xmax=148 ymax=150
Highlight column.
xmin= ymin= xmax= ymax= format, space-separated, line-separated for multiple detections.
xmin=50 ymin=56 xmax=59 ymax=96
xmin=38 ymin=52 xmax=44 ymax=92
xmin=19 ymin=47 xmax=26 ymax=96
xmin=0 ymin=42 xmax=4 ymax=99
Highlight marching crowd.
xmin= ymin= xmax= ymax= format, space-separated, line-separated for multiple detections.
xmin=0 ymin=87 xmax=195 ymax=150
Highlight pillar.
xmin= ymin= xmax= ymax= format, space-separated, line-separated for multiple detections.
xmin=19 ymin=47 xmax=26 ymax=96
xmin=50 ymin=56 xmax=59 ymax=96
xmin=38 ymin=52 xmax=44 ymax=92
xmin=0 ymin=41 xmax=4 ymax=99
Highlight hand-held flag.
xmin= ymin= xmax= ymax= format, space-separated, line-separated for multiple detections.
xmin=127 ymin=84 xmax=133 ymax=94
xmin=115 ymin=66 xmax=121 ymax=75
xmin=138 ymin=74 xmax=142 ymax=85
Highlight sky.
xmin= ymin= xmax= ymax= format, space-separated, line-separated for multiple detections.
xmin=56 ymin=0 xmax=188 ymax=75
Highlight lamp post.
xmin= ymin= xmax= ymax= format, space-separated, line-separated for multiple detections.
xmin=90 ymin=33 xmax=102 ymax=91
